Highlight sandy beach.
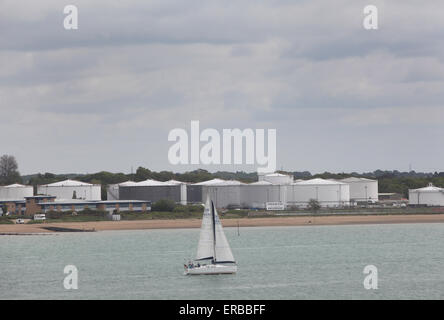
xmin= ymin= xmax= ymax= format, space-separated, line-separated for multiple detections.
xmin=1 ymin=214 xmax=444 ymax=234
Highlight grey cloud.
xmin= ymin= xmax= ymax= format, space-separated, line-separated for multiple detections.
xmin=1 ymin=1 xmax=444 ymax=174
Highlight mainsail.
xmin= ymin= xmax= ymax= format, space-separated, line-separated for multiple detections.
xmin=195 ymin=196 xmax=235 ymax=263
xmin=195 ymin=197 xmax=214 ymax=260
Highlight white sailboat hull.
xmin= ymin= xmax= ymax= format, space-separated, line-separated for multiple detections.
xmin=184 ymin=264 xmax=237 ymax=275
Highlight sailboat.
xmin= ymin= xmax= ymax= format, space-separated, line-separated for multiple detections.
xmin=184 ymin=196 xmax=237 ymax=275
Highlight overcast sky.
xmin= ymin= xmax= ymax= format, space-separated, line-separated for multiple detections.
xmin=1 ymin=0 xmax=444 ymax=175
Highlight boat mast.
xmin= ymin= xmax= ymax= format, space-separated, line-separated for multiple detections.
xmin=211 ymin=200 xmax=216 ymax=263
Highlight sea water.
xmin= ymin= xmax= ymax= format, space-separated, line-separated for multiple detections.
xmin=1 ymin=223 xmax=444 ymax=299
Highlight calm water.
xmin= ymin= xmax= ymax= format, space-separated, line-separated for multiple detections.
xmin=1 ymin=223 xmax=444 ymax=299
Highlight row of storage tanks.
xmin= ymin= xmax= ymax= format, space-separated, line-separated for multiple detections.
xmin=0 ymin=180 xmax=102 ymax=201
xmin=108 ymin=174 xmax=380 ymax=209
xmin=2 ymin=175 xmax=444 ymax=208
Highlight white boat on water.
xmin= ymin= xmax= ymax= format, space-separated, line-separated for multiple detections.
xmin=184 ymin=196 xmax=237 ymax=275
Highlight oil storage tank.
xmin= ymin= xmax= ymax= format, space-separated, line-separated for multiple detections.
xmin=258 ymin=173 xmax=293 ymax=185
xmin=37 ymin=179 xmax=101 ymax=200
xmin=0 ymin=183 xmax=33 ymax=200
xmin=186 ymin=179 xmax=223 ymax=204
xmin=340 ymin=177 xmax=378 ymax=203
xmin=189 ymin=179 xmax=244 ymax=209
xmin=165 ymin=180 xmax=187 ymax=205
xmin=409 ymin=183 xmax=444 ymax=206
xmin=118 ymin=179 xmax=185 ymax=204
xmin=287 ymin=178 xmax=350 ymax=208
xmin=240 ymin=181 xmax=287 ymax=209
xmin=106 ymin=181 xmax=137 ymax=200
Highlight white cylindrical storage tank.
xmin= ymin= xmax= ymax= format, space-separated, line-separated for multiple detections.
xmin=119 ymin=179 xmax=180 ymax=203
xmin=240 ymin=181 xmax=287 ymax=209
xmin=107 ymin=181 xmax=136 ymax=200
xmin=0 ymin=184 xmax=34 ymax=200
xmin=196 ymin=179 xmax=243 ymax=209
xmin=37 ymin=179 xmax=101 ymax=200
xmin=409 ymin=183 xmax=444 ymax=206
xmin=166 ymin=180 xmax=188 ymax=205
xmin=259 ymin=173 xmax=293 ymax=185
xmin=340 ymin=177 xmax=378 ymax=203
xmin=288 ymin=178 xmax=350 ymax=208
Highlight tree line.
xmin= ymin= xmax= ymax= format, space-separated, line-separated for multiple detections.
xmin=2 ymin=154 xmax=444 ymax=199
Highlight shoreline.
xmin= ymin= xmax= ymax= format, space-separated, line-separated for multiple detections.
xmin=1 ymin=214 xmax=444 ymax=234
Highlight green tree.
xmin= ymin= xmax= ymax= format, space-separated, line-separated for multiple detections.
xmin=308 ymin=199 xmax=321 ymax=213
xmin=0 ymin=155 xmax=21 ymax=185
xmin=152 ymin=199 xmax=176 ymax=212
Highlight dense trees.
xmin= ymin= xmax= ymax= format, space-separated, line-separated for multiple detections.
xmin=0 ymin=155 xmax=21 ymax=185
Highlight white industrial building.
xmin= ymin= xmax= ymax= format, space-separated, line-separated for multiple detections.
xmin=0 ymin=183 xmax=33 ymax=200
xmin=409 ymin=183 xmax=444 ymax=206
xmin=37 ymin=179 xmax=101 ymax=201
xmin=340 ymin=177 xmax=379 ymax=203
xmin=107 ymin=181 xmax=137 ymax=200
xmin=287 ymin=178 xmax=350 ymax=208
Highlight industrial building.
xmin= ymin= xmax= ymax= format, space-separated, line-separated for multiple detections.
xmin=1 ymin=195 xmax=151 ymax=215
xmin=340 ymin=177 xmax=379 ymax=203
xmin=0 ymin=183 xmax=33 ymax=200
xmin=409 ymin=183 xmax=444 ymax=206
xmin=287 ymin=178 xmax=350 ymax=208
xmin=0 ymin=199 xmax=26 ymax=215
xmin=37 ymin=179 xmax=101 ymax=201
xmin=36 ymin=199 xmax=151 ymax=214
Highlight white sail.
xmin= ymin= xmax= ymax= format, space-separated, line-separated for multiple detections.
xmin=195 ymin=196 xmax=214 ymax=260
xmin=213 ymin=206 xmax=236 ymax=263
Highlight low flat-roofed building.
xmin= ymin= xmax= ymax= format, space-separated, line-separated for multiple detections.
xmin=378 ymin=193 xmax=404 ymax=201
xmin=37 ymin=199 xmax=151 ymax=214
xmin=0 ymin=199 xmax=26 ymax=215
